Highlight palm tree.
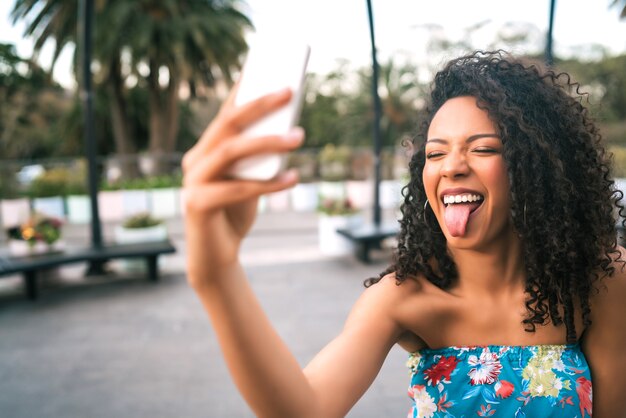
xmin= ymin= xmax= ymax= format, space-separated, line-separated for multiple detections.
xmin=10 ymin=0 xmax=78 ymax=74
xmin=0 ymin=42 xmax=66 ymax=160
xmin=611 ymin=0 xmax=626 ymax=19
xmin=377 ymin=59 xmax=421 ymax=148
xmin=11 ymin=0 xmax=141 ymax=177
xmin=11 ymin=0 xmax=252 ymax=175
xmin=96 ymin=0 xmax=252 ymax=173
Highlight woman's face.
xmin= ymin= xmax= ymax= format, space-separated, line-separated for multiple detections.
xmin=423 ymin=96 xmax=514 ymax=250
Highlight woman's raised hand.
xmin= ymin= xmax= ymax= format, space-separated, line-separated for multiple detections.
xmin=181 ymin=86 xmax=304 ymax=287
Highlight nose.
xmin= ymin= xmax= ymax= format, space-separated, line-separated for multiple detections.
xmin=440 ymin=150 xmax=469 ymax=178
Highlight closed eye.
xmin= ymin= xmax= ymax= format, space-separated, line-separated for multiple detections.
xmin=426 ymin=151 xmax=445 ymax=159
xmin=472 ymin=147 xmax=498 ymax=154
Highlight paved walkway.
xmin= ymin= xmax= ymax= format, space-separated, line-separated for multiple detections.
xmin=0 ymin=211 xmax=412 ymax=417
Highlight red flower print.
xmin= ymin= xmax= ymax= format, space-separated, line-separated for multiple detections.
xmin=495 ymin=380 xmax=514 ymax=398
xmin=423 ymin=355 xmax=459 ymax=386
xmin=477 ymin=404 xmax=496 ymax=416
xmin=437 ymin=392 xmax=453 ymax=412
xmin=576 ymin=376 xmax=592 ymax=417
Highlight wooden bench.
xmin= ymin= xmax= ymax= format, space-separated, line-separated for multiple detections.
xmin=0 ymin=240 xmax=177 ymax=300
xmin=336 ymin=222 xmax=399 ymax=263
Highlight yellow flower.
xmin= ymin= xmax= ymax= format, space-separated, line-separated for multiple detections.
xmin=21 ymin=226 xmax=36 ymax=240
xmin=523 ymin=346 xmax=568 ymax=398
xmin=527 ymin=370 xmax=562 ymax=397
xmin=406 ymin=353 xmax=422 ymax=373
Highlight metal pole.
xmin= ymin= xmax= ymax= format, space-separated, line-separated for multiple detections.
xmin=366 ymin=0 xmax=383 ymax=227
xmin=79 ymin=0 xmax=106 ymax=274
xmin=545 ymin=0 xmax=556 ymax=65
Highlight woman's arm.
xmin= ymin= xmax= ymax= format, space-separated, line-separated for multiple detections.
xmin=581 ymin=248 xmax=626 ymax=417
xmin=182 ymin=87 xmax=404 ymax=417
xmin=303 ymin=275 xmax=405 ymax=417
xmin=195 ymin=266 xmax=403 ymax=418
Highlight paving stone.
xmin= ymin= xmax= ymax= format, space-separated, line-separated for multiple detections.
xmin=0 ymin=210 xmax=410 ymax=417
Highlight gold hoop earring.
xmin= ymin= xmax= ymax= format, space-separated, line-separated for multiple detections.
xmin=423 ymin=199 xmax=442 ymax=233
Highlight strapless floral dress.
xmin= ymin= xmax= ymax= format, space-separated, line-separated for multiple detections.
xmin=407 ymin=344 xmax=592 ymax=417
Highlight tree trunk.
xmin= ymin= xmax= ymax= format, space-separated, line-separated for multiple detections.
xmin=146 ymin=61 xmax=180 ymax=175
xmin=165 ymin=72 xmax=180 ymax=154
xmin=107 ymin=58 xmax=140 ymax=180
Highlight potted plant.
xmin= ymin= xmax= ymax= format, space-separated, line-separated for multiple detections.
xmin=318 ymin=144 xmax=351 ymax=182
xmin=317 ymin=196 xmax=362 ymax=256
xmin=114 ymin=212 xmax=168 ymax=245
xmin=114 ymin=212 xmax=168 ymax=273
xmin=6 ymin=212 xmax=64 ymax=256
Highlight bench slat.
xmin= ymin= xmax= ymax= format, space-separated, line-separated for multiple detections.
xmin=0 ymin=241 xmax=177 ymax=299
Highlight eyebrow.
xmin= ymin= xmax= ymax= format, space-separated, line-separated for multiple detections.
xmin=426 ymin=133 xmax=501 ymax=144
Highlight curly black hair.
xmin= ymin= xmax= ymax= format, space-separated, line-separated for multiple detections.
xmin=365 ymin=50 xmax=625 ymax=343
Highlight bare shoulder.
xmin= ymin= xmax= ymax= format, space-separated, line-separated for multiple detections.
xmin=359 ymin=272 xmax=426 ymax=310
xmin=345 ymin=273 xmax=421 ymax=329
xmin=581 ymin=245 xmax=626 ymax=417
xmin=354 ymin=272 xmax=439 ymax=352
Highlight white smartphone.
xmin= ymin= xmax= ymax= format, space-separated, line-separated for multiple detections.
xmin=228 ymin=36 xmax=311 ymax=181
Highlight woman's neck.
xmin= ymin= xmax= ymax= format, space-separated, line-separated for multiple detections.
xmin=448 ymin=230 xmax=526 ymax=299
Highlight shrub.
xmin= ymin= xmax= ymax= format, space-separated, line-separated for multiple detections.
xmin=317 ymin=197 xmax=359 ymax=216
xmin=122 ymin=212 xmax=162 ymax=229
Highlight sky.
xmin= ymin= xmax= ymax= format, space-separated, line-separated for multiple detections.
xmin=1 ymin=0 xmax=625 ymax=89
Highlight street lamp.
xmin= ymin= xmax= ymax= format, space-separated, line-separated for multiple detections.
xmin=366 ymin=0 xmax=383 ymax=228
xmin=335 ymin=0 xmax=399 ymax=263
xmin=78 ymin=0 xmax=106 ymax=274
xmin=545 ymin=0 xmax=557 ymax=65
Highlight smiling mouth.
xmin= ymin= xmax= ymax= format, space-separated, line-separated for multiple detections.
xmin=442 ymin=193 xmax=484 ymax=205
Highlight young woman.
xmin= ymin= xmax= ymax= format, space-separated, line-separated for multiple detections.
xmin=181 ymin=50 xmax=626 ymax=417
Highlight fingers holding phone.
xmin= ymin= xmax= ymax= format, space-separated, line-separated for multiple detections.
xmin=182 ymin=36 xmax=310 ymax=287
xmin=183 ymin=86 xmax=292 ymax=173
xmin=228 ymin=36 xmax=310 ymax=181
xmin=183 ymin=36 xmax=310 ymax=210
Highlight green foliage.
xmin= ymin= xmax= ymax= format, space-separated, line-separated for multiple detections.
xmin=609 ymin=145 xmax=626 ymax=178
xmin=122 ymin=212 xmax=162 ymax=229
xmin=0 ymin=165 xmax=20 ymax=199
xmin=601 ymin=121 xmax=626 ymax=145
xmin=26 ymin=167 xmax=71 ymax=198
xmin=10 ymin=0 xmax=78 ymax=72
xmin=101 ymin=173 xmax=182 ymax=191
xmin=318 ymin=144 xmax=352 ymax=181
xmin=319 ymin=144 xmax=351 ymax=165
xmin=0 ymin=43 xmax=69 ymax=160
xmin=610 ymin=0 xmax=626 ymax=19
xmin=556 ymin=55 xmax=626 ymax=123
xmin=6 ymin=5 xmax=626 ymax=179
xmin=286 ymin=151 xmax=318 ymax=183
xmin=10 ymin=0 xmax=253 ymax=167
xmin=299 ymin=70 xmax=353 ymax=149
xmin=317 ymin=197 xmax=359 ymax=216
xmin=7 ymin=212 xmax=63 ymax=245
xmin=300 ymin=59 xmax=423 ymax=151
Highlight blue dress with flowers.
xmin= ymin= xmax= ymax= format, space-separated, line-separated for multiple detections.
xmin=407 ymin=344 xmax=592 ymax=417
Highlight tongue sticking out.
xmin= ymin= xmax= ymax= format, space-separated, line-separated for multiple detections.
xmin=444 ymin=202 xmax=481 ymax=237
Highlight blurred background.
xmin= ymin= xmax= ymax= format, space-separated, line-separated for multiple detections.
xmin=0 ymin=0 xmax=625 ymax=208
xmin=0 ymin=1 xmax=625 ymax=417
